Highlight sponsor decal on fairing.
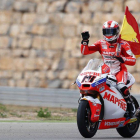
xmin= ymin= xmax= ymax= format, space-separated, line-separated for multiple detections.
xmin=80 ymin=72 xmax=101 ymax=76
xmin=118 ymin=121 xmax=125 ymax=127
xmin=91 ymin=78 xmax=106 ymax=87
xmin=76 ymin=79 xmax=81 ymax=87
xmin=98 ymin=118 xmax=126 ymax=129
xmin=103 ymin=92 xmax=127 ymax=111
xmin=99 ymin=86 xmax=105 ymax=92
xmin=94 ymin=114 xmax=100 ymax=117
xmin=105 ymin=121 xmax=120 ymax=126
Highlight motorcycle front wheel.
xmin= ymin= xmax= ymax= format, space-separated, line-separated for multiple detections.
xmin=77 ymin=100 xmax=99 ymax=138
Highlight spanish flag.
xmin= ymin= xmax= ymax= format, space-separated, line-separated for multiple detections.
xmin=120 ymin=6 xmax=140 ymax=58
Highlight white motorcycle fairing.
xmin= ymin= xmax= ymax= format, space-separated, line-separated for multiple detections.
xmin=81 ymin=96 xmax=101 ymax=105
xmin=100 ymin=87 xmax=126 ymax=120
xmin=76 ymin=59 xmax=135 ymax=121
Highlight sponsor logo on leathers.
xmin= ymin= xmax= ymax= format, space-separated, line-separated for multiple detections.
xmin=103 ymin=52 xmax=115 ymax=55
xmin=104 ymin=60 xmax=116 ymax=64
xmin=126 ymin=50 xmax=134 ymax=56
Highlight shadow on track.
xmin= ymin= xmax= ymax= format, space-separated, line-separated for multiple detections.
xmin=93 ymin=137 xmax=140 ymax=139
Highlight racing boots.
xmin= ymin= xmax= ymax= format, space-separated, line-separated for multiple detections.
xmin=125 ymin=95 xmax=136 ymax=118
xmin=117 ymin=84 xmax=136 ymax=118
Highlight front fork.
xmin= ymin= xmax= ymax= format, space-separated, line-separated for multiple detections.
xmin=81 ymin=96 xmax=102 ymax=123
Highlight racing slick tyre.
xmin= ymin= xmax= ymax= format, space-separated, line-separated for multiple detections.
xmin=116 ymin=95 xmax=139 ymax=138
xmin=77 ymin=100 xmax=99 ymax=138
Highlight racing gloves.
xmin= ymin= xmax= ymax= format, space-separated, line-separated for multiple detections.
xmin=113 ymin=56 xmax=125 ymax=63
xmin=81 ymin=31 xmax=90 ymax=45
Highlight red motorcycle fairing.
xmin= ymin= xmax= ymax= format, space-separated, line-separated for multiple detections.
xmin=79 ymin=79 xmax=115 ymax=96
xmin=88 ymin=100 xmax=101 ymax=122
xmin=81 ymin=96 xmax=102 ymax=123
xmin=98 ymin=118 xmax=126 ymax=129
xmin=98 ymin=117 xmax=137 ymax=129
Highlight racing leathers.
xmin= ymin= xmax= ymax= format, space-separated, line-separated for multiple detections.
xmin=81 ymin=39 xmax=136 ymax=84
xmin=81 ymin=39 xmax=136 ymax=117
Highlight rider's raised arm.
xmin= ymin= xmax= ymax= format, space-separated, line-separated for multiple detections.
xmin=121 ymin=42 xmax=136 ymax=66
xmin=81 ymin=41 xmax=100 ymax=55
xmin=81 ymin=31 xmax=101 ymax=55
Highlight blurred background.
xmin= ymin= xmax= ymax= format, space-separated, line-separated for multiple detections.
xmin=0 ymin=0 xmax=140 ymax=92
xmin=0 ymin=0 xmax=140 ymax=120
xmin=0 ymin=0 xmax=140 ymax=90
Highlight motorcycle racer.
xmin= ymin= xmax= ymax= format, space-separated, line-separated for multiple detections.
xmin=81 ymin=20 xmax=136 ymax=117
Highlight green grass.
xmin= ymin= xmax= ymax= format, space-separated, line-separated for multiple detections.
xmin=37 ymin=108 xmax=51 ymax=118
xmin=10 ymin=112 xmax=22 ymax=118
xmin=0 ymin=120 xmax=76 ymax=123
xmin=0 ymin=104 xmax=7 ymax=118
xmin=0 ymin=104 xmax=77 ymax=122
xmin=71 ymin=108 xmax=77 ymax=112
xmin=0 ymin=104 xmax=7 ymax=111
xmin=0 ymin=112 xmax=7 ymax=118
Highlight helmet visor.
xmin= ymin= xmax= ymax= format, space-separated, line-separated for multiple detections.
xmin=103 ymin=28 xmax=119 ymax=36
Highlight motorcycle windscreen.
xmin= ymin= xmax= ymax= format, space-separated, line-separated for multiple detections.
xmin=81 ymin=58 xmax=103 ymax=72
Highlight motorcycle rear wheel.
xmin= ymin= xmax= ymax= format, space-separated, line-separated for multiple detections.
xmin=116 ymin=95 xmax=139 ymax=138
xmin=77 ymin=100 xmax=99 ymax=138
xmin=116 ymin=119 xmax=139 ymax=138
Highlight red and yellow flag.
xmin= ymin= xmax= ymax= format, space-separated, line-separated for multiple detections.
xmin=120 ymin=6 xmax=140 ymax=58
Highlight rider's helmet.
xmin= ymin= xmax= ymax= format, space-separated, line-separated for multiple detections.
xmin=102 ymin=20 xmax=120 ymax=43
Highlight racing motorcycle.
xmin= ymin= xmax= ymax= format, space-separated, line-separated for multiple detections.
xmin=76 ymin=59 xmax=140 ymax=138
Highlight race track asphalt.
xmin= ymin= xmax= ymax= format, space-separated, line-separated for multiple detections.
xmin=0 ymin=122 xmax=140 ymax=140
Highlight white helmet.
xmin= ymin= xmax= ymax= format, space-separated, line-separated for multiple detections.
xmin=102 ymin=20 xmax=120 ymax=42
